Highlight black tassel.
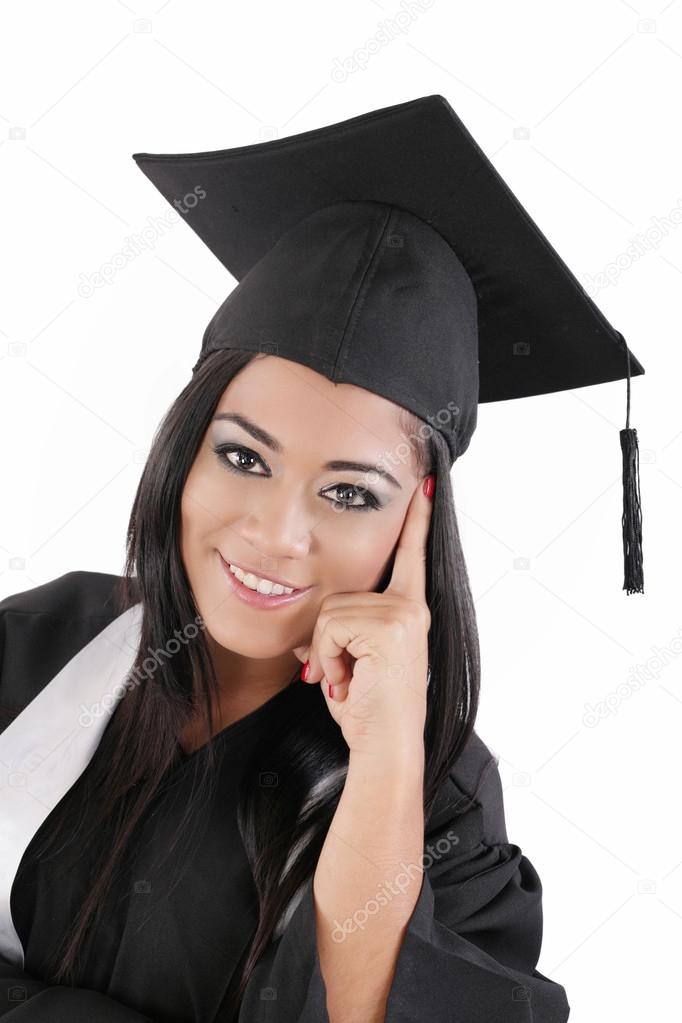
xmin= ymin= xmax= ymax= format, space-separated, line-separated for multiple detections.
xmin=619 ymin=337 xmax=644 ymax=595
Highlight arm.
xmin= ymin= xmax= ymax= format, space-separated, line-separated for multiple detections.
xmin=312 ymin=744 xmax=425 ymax=1023
xmin=237 ymin=733 xmax=570 ymax=1022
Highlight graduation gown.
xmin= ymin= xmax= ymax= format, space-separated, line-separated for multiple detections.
xmin=0 ymin=571 xmax=570 ymax=1022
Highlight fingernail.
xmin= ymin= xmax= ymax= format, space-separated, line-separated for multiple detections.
xmin=300 ymin=660 xmax=310 ymax=681
xmin=328 ymin=683 xmax=334 ymax=699
xmin=423 ymin=475 xmax=435 ymax=500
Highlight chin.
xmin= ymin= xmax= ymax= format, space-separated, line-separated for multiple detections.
xmin=199 ymin=611 xmax=295 ymax=660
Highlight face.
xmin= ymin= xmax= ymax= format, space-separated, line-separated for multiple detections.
xmin=180 ymin=354 xmax=424 ymax=678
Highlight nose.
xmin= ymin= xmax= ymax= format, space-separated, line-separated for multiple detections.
xmin=236 ymin=488 xmax=314 ymax=564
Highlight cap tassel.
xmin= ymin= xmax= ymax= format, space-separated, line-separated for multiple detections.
xmin=619 ymin=339 xmax=644 ymax=595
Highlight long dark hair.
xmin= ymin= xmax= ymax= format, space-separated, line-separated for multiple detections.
xmin=35 ymin=348 xmax=480 ymax=1018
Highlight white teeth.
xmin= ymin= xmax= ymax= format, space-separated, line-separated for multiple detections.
xmin=229 ymin=563 xmax=294 ymax=595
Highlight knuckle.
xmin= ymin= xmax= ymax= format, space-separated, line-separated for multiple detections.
xmin=385 ymin=615 xmax=408 ymax=641
xmin=316 ymin=609 xmax=333 ymax=631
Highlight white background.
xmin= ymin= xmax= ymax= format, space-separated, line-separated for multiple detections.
xmin=1 ymin=1 xmax=679 ymax=1017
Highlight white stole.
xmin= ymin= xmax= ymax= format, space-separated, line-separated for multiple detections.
xmin=0 ymin=603 xmax=143 ymax=968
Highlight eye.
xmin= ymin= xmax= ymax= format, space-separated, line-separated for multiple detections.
xmin=322 ymin=483 xmax=380 ymax=512
xmin=212 ymin=444 xmax=269 ymax=476
xmin=211 ymin=444 xmax=381 ymax=512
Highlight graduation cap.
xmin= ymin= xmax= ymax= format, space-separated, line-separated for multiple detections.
xmin=132 ymin=93 xmax=644 ymax=595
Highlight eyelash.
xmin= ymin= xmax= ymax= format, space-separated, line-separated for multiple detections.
xmin=211 ymin=444 xmax=381 ymax=512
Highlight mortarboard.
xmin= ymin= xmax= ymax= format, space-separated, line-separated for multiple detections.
xmin=132 ymin=93 xmax=644 ymax=595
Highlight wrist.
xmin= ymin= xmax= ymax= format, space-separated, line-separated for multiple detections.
xmin=348 ymin=741 xmax=425 ymax=778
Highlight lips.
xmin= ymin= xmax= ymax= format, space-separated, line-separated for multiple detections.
xmin=220 ymin=554 xmax=306 ymax=592
xmin=218 ymin=552 xmax=313 ymax=610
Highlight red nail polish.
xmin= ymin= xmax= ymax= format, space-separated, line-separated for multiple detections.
xmin=423 ymin=475 xmax=435 ymax=500
xmin=328 ymin=683 xmax=334 ymax=699
xmin=300 ymin=660 xmax=310 ymax=681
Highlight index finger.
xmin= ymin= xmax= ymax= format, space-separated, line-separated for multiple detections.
xmin=384 ymin=474 xmax=434 ymax=602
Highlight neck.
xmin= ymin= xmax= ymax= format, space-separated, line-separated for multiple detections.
xmin=180 ymin=635 xmax=301 ymax=752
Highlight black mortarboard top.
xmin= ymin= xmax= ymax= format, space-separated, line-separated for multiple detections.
xmin=132 ymin=93 xmax=644 ymax=595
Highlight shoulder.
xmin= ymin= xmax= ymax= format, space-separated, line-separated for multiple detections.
xmin=0 ymin=569 xmax=134 ymax=620
xmin=425 ymin=728 xmax=508 ymax=848
xmin=0 ymin=570 xmax=140 ymax=728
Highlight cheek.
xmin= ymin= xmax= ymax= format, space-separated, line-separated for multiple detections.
xmin=181 ymin=463 xmax=237 ymax=542
xmin=318 ymin=512 xmax=403 ymax=590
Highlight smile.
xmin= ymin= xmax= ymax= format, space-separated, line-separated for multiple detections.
xmin=219 ymin=553 xmax=313 ymax=609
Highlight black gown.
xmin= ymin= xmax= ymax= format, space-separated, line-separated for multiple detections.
xmin=0 ymin=571 xmax=570 ymax=1021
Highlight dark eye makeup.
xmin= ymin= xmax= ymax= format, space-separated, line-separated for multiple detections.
xmin=210 ymin=443 xmax=383 ymax=512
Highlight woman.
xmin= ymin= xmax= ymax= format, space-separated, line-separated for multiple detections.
xmin=0 ymin=347 xmax=567 ymax=1023
xmin=1 ymin=93 xmax=642 ymax=1021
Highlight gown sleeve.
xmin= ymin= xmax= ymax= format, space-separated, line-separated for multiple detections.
xmin=0 ymin=956 xmax=154 ymax=1021
xmin=237 ymin=732 xmax=571 ymax=1023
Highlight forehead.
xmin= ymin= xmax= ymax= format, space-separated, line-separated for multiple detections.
xmin=214 ymin=354 xmax=418 ymax=473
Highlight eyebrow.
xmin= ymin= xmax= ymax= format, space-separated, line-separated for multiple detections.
xmin=212 ymin=412 xmax=402 ymax=489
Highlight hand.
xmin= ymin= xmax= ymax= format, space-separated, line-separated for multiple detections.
xmin=293 ymin=474 xmax=435 ymax=759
